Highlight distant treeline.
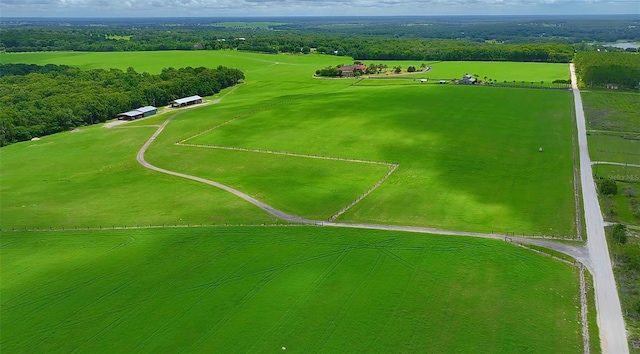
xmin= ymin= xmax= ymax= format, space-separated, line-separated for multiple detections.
xmin=321 ymin=39 xmax=574 ymax=62
xmin=574 ymin=52 xmax=640 ymax=89
xmin=0 ymin=64 xmax=244 ymax=146
xmin=2 ymin=16 xmax=639 ymax=44
xmin=0 ymin=28 xmax=574 ymax=62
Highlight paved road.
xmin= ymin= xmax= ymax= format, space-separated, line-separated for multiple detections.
xmin=570 ymin=64 xmax=629 ymax=354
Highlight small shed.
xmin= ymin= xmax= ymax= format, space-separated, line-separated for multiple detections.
xmin=171 ymin=95 xmax=203 ymax=108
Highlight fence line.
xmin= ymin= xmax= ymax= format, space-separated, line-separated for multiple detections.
xmin=0 ymin=222 xmax=319 ymax=233
xmin=1 ymin=224 xmax=576 ymax=240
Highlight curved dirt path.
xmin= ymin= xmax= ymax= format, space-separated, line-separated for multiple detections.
xmin=136 ymin=111 xmax=314 ymax=225
xmin=570 ymin=63 xmax=629 ymax=354
xmin=136 ymin=108 xmax=589 ymax=265
xmin=134 ymin=81 xmax=604 ymax=352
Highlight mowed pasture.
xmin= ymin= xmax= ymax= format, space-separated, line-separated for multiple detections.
xmin=359 ymin=60 xmax=570 ymax=83
xmin=0 ymin=51 xmax=587 ymax=352
xmin=0 ymin=226 xmax=583 ymax=353
xmin=0 ymin=51 xmax=576 ymax=235
xmin=0 ymin=122 xmax=275 ymax=230
xmin=582 ymin=91 xmax=640 ymax=133
xmin=589 ymin=133 xmax=640 ymax=165
xmin=182 ymin=84 xmax=575 ymax=235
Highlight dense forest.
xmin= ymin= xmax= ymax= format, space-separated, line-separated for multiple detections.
xmin=0 ymin=64 xmax=244 ymax=146
xmin=574 ymin=52 xmax=640 ymax=89
xmin=1 ymin=16 xmax=638 ymax=61
xmin=0 ymin=28 xmax=575 ymax=62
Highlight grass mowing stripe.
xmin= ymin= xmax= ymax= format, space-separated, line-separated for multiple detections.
xmin=1 ymin=226 xmax=582 ymax=353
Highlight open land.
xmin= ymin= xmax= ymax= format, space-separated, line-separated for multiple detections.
xmin=583 ymin=91 xmax=640 ymax=133
xmin=1 ymin=227 xmax=582 ymax=353
xmin=182 ymin=85 xmax=575 ymax=235
xmin=1 ymin=51 xmax=577 ymax=235
xmin=0 ymin=51 xmax=590 ymax=351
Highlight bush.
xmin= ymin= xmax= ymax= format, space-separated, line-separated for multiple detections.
xmin=612 ymin=224 xmax=628 ymax=244
xmin=597 ymin=177 xmax=618 ymax=195
xmin=619 ymin=245 xmax=640 ymax=271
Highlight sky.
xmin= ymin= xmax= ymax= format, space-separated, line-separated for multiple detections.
xmin=0 ymin=0 xmax=638 ymax=17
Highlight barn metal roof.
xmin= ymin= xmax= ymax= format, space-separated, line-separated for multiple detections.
xmin=137 ymin=106 xmax=157 ymax=113
xmin=119 ymin=110 xmax=142 ymax=117
xmin=118 ymin=106 xmax=157 ymax=117
xmin=172 ymin=95 xmax=202 ymax=105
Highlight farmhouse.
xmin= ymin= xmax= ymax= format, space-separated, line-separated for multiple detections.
xmin=339 ymin=64 xmax=367 ymax=77
xmin=459 ymin=74 xmax=477 ymax=85
xmin=171 ymin=95 xmax=203 ymax=108
xmin=117 ymin=106 xmax=157 ymax=120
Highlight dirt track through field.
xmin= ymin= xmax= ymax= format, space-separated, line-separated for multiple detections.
xmin=592 ymin=161 xmax=640 ymax=168
xmin=136 ymin=103 xmax=589 ymax=264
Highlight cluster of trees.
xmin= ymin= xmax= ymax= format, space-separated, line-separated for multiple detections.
xmin=574 ymin=52 xmax=640 ymax=89
xmin=316 ymin=62 xmax=421 ymax=77
xmin=0 ymin=64 xmax=244 ymax=146
xmin=315 ymin=66 xmax=342 ymax=77
xmin=313 ymin=39 xmax=574 ymax=62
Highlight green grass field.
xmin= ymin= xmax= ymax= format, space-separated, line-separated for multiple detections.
xmin=180 ymin=84 xmax=575 ymax=235
xmin=105 ymin=35 xmax=132 ymax=41
xmin=589 ymin=132 xmax=640 ymax=165
xmin=0 ymin=226 xmax=582 ymax=353
xmin=594 ymin=164 xmax=640 ymax=183
xmin=0 ymin=51 xmax=590 ymax=352
xmin=0 ymin=51 xmax=576 ymax=235
xmin=360 ymin=60 xmax=569 ymax=83
xmin=583 ymin=91 xmax=640 ymax=132
xmin=611 ymin=182 xmax=640 ymax=224
xmin=0 ymin=123 xmax=274 ymax=230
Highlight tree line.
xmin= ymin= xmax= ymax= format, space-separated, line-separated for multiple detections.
xmin=574 ymin=52 xmax=640 ymax=89
xmin=2 ymin=16 xmax=639 ymax=44
xmin=0 ymin=27 xmax=575 ymax=63
xmin=0 ymin=64 xmax=244 ymax=146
